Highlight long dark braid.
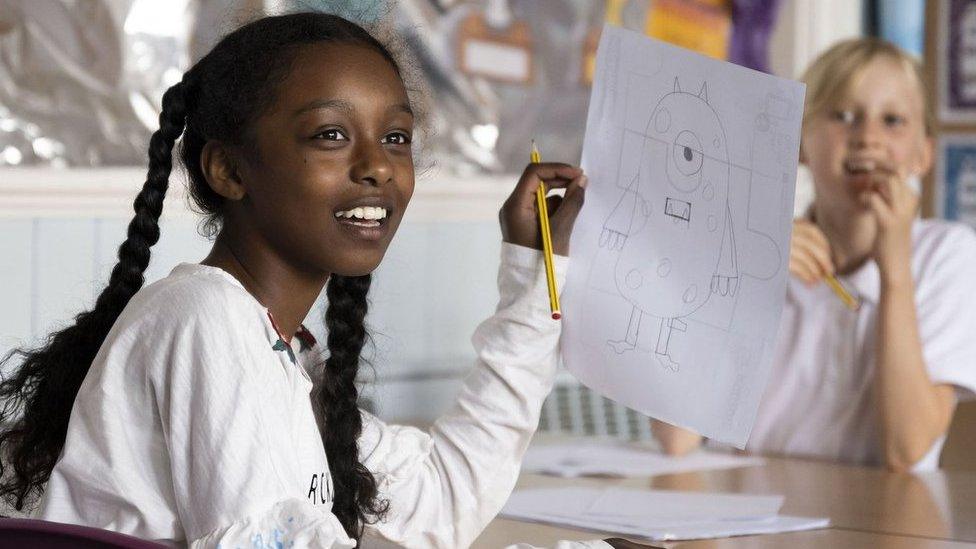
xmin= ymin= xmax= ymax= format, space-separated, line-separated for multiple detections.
xmin=0 ymin=12 xmax=402 ymax=540
xmin=320 ymin=274 xmax=387 ymax=538
xmin=0 ymin=80 xmax=188 ymax=510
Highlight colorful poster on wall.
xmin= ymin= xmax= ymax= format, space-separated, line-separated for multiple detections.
xmin=936 ymin=134 xmax=976 ymax=228
xmin=645 ymin=0 xmax=732 ymax=60
xmin=728 ymin=0 xmax=782 ymax=74
xmin=938 ymin=0 xmax=976 ymax=122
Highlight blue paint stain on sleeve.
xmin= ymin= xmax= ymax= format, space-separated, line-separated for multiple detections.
xmin=249 ymin=527 xmax=294 ymax=549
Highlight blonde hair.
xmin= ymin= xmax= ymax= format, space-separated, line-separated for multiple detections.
xmin=800 ymin=37 xmax=933 ymax=136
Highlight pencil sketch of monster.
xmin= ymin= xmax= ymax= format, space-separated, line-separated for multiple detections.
xmin=599 ymin=78 xmax=740 ymax=372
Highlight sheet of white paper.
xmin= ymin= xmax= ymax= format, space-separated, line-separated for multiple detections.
xmin=520 ymin=440 xmax=764 ymax=477
xmin=501 ymin=488 xmax=829 ymax=541
xmin=563 ymin=25 xmax=805 ymax=446
xmin=587 ymin=487 xmax=783 ymax=523
xmin=520 ymin=513 xmax=832 ymax=542
xmin=500 ymin=486 xmax=599 ymax=521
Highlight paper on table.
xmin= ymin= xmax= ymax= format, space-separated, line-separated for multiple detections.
xmin=504 ymin=488 xmax=783 ymax=524
xmin=505 ymin=511 xmax=831 ymax=542
xmin=500 ymin=486 xmax=598 ymax=521
xmin=501 ymin=488 xmax=829 ymax=541
xmin=587 ymin=487 xmax=783 ymax=523
xmin=520 ymin=440 xmax=763 ymax=477
xmin=563 ymin=25 xmax=805 ymax=446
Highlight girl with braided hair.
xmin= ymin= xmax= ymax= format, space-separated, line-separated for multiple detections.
xmin=0 ymin=11 xmax=616 ymax=549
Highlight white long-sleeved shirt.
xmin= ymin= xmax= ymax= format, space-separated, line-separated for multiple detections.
xmin=37 ymin=243 xmax=610 ymax=548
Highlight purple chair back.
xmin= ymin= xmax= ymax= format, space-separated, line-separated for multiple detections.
xmin=0 ymin=517 xmax=170 ymax=548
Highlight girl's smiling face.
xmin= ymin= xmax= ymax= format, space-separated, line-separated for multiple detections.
xmin=801 ymin=55 xmax=932 ymax=217
xmin=231 ymin=42 xmax=415 ymax=277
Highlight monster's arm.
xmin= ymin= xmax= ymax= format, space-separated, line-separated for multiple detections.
xmin=600 ymin=175 xmax=648 ymax=250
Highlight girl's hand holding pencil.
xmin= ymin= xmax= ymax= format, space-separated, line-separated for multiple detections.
xmin=499 ymin=161 xmax=587 ymax=257
xmin=790 ymin=218 xmax=860 ymax=310
xmin=501 ymin=151 xmax=586 ymax=320
xmin=789 ymin=218 xmax=835 ymax=285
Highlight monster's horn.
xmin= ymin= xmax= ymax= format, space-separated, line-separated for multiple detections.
xmin=698 ymin=82 xmax=708 ymax=102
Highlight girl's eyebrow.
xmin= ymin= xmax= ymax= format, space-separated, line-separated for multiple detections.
xmin=293 ymin=98 xmax=353 ymax=117
xmin=390 ymin=103 xmax=414 ymax=118
xmin=292 ymin=99 xmax=414 ymax=118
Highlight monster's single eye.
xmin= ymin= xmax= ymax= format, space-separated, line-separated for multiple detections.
xmin=673 ymin=130 xmax=703 ymax=176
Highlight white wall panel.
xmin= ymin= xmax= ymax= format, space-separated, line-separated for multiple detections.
xmin=364 ymin=377 xmax=465 ymax=424
xmin=367 ymin=223 xmax=433 ymax=369
xmin=31 ymin=219 xmax=96 ymax=342
xmin=0 ymin=219 xmax=33 ymax=371
xmin=425 ymin=222 xmax=502 ymax=361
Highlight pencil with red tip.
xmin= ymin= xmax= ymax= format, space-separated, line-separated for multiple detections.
xmin=530 ymin=140 xmax=561 ymax=320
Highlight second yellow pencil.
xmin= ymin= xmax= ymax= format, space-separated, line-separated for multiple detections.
xmin=824 ymin=274 xmax=860 ymax=311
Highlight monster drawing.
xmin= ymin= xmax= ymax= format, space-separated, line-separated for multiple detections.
xmin=600 ymin=78 xmax=738 ymax=371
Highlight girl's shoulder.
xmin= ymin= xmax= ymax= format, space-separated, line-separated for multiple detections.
xmin=912 ymin=219 xmax=976 ymax=262
xmin=912 ymin=219 xmax=976 ymax=289
xmin=88 ymin=264 xmax=272 ymax=396
xmin=913 ymin=218 xmax=976 ymax=243
xmin=118 ymin=263 xmax=266 ymax=336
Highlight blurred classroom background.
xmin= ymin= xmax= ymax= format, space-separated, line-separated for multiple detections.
xmin=0 ymin=0 xmax=971 ymax=467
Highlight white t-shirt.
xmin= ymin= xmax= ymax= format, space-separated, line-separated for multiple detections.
xmin=37 ymin=243 xmax=610 ymax=549
xmin=747 ymin=219 xmax=976 ymax=469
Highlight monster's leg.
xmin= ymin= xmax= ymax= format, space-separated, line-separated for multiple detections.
xmin=655 ymin=317 xmax=687 ymax=371
xmin=608 ymin=306 xmax=641 ymax=354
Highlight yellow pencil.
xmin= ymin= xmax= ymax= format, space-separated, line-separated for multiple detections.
xmin=824 ymin=274 xmax=860 ymax=311
xmin=530 ymin=140 xmax=561 ymax=320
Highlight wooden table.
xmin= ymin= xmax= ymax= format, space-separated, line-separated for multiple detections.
xmin=474 ymin=446 xmax=976 ymax=548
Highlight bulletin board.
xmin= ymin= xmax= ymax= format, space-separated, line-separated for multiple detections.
xmin=926 ymin=0 xmax=976 ymax=224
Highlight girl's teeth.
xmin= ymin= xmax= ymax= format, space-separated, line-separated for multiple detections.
xmin=847 ymin=160 xmax=876 ymax=172
xmin=334 ymin=207 xmax=388 ymax=220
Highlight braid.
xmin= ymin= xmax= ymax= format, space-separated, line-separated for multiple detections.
xmin=319 ymin=273 xmax=387 ymax=539
xmin=0 ymin=81 xmax=188 ymax=511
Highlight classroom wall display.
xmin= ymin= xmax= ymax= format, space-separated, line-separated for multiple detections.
xmin=876 ymin=0 xmax=926 ymax=57
xmin=728 ymin=0 xmax=782 ymax=74
xmin=455 ymin=9 xmax=534 ymax=84
xmin=935 ymin=133 xmax=976 ymax=228
xmin=937 ymin=0 xmax=976 ymax=122
xmin=645 ymin=0 xmax=732 ymax=60
xmin=563 ymin=25 xmax=803 ymax=447
xmin=0 ymin=0 xmax=191 ymax=167
xmin=0 ymin=0 xmax=787 ymax=174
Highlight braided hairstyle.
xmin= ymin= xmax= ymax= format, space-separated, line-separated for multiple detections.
xmin=0 ymin=12 xmax=406 ymax=540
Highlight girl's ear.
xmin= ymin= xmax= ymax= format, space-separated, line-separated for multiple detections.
xmin=201 ymin=141 xmax=247 ymax=200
